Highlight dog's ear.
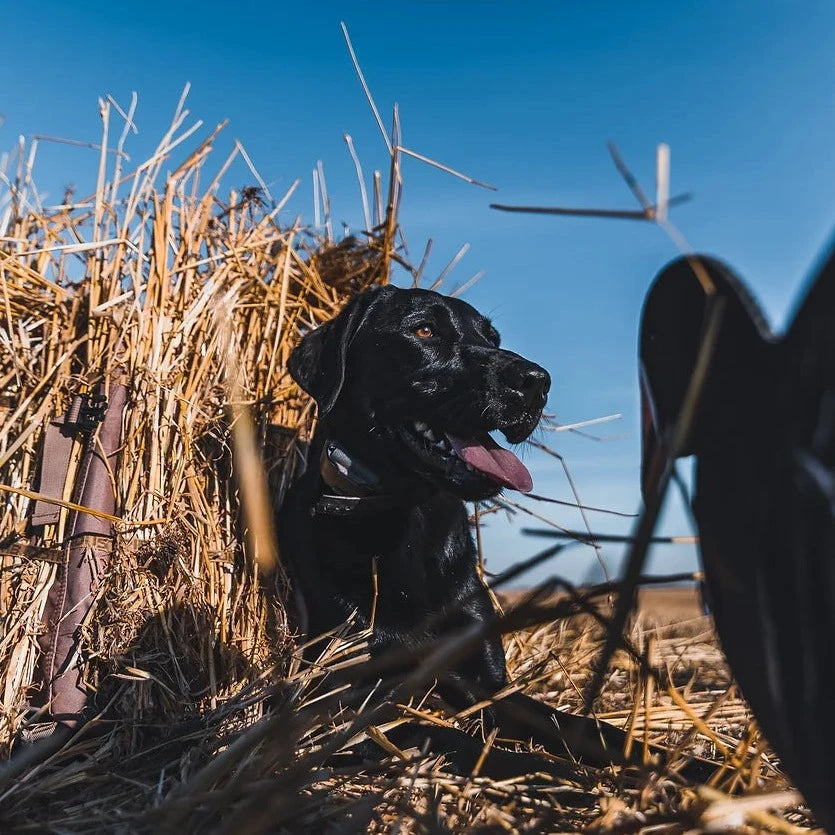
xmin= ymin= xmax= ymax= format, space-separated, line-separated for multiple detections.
xmin=288 ymin=286 xmax=386 ymax=417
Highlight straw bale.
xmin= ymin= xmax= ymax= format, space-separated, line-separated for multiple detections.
xmin=0 ymin=102 xmax=388 ymax=753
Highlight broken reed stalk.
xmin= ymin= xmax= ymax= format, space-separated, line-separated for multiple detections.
xmin=582 ymin=294 xmax=727 ymax=714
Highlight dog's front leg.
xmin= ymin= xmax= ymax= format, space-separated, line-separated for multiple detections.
xmin=475 ymin=687 xmax=717 ymax=783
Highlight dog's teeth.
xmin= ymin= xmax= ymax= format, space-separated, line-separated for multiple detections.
xmin=414 ymin=421 xmax=429 ymax=432
xmin=425 ymin=429 xmax=437 ymax=442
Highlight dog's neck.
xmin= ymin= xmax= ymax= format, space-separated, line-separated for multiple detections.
xmin=311 ymin=437 xmax=432 ymax=517
xmin=319 ymin=440 xmax=380 ymax=496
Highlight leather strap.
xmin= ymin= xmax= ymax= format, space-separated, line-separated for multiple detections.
xmin=31 ymin=417 xmax=74 ymax=527
xmin=31 ymin=389 xmax=120 ymax=530
xmin=70 ymin=384 xmax=127 ymax=537
xmin=34 ymin=381 xmax=128 ymax=725
xmin=311 ymin=492 xmax=405 ymax=517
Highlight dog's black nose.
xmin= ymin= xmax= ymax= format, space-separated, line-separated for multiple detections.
xmin=520 ymin=365 xmax=550 ymax=408
xmin=503 ymin=360 xmax=550 ymax=409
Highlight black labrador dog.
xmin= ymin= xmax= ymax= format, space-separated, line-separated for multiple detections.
xmin=279 ymin=284 xmax=703 ymax=778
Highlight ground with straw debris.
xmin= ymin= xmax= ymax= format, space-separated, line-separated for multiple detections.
xmin=0 ymin=99 xmax=817 ymax=833
xmin=0 ymin=590 xmax=812 ymax=833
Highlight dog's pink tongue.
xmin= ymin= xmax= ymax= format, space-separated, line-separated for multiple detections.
xmin=446 ymin=433 xmax=533 ymax=493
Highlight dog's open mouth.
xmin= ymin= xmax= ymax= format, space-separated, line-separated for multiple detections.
xmin=401 ymin=421 xmax=533 ymax=493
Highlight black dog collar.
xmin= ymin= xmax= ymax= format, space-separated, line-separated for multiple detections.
xmin=311 ymin=441 xmax=403 ymax=517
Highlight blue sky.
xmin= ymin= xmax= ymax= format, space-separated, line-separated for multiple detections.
xmin=5 ymin=1 xmax=835 ymax=584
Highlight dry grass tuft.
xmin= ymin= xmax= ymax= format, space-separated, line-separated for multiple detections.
xmin=0 ymin=96 xmax=814 ymax=833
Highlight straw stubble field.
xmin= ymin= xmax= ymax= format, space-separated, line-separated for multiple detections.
xmin=0 ymin=97 xmax=815 ymax=833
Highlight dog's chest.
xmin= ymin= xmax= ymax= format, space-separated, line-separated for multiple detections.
xmin=317 ymin=498 xmax=474 ymax=629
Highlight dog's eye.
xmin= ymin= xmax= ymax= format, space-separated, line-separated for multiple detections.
xmin=414 ymin=324 xmax=434 ymax=339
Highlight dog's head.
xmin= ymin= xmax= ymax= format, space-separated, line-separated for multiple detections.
xmin=289 ymin=285 xmax=550 ymax=500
